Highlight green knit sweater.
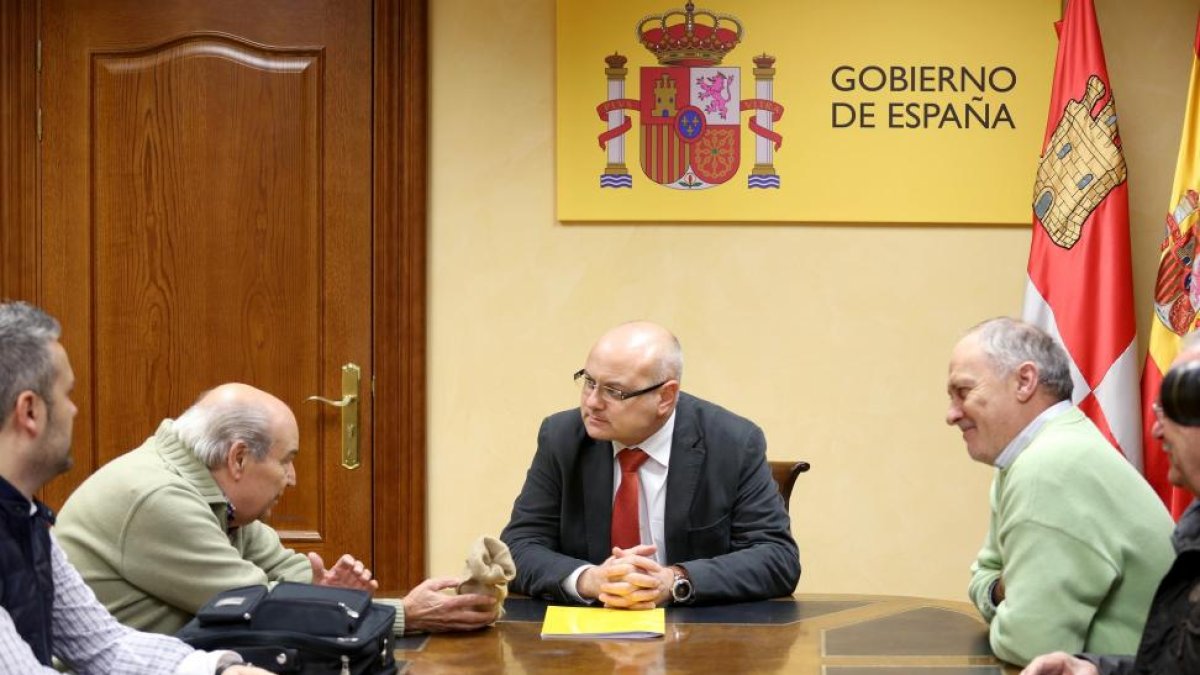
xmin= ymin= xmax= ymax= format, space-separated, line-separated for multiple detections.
xmin=54 ymin=421 xmax=405 ymax=635
xmin=968 ymin=407 xmax=1174 ymax=666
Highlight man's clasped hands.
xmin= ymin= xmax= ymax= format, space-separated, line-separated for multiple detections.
xmin=577 ymin=545 xmax=675 ymax=609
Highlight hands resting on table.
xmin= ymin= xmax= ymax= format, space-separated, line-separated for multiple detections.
xmin=310 ymin=552 xmax=501 ymax=633
xmin=576 ymin=545 xmax=676 ymax=610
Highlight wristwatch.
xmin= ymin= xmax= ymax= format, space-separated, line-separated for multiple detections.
xmin=669 ymin=565 xmax=694 ymax=604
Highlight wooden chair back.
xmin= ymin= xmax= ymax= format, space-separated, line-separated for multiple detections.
xmin=768 ymin=460 xmax=811 ymax=512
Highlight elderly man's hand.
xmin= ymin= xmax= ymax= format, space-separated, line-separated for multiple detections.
xmin=403 ymin=577 xmax=498 ymax=633
xmin=308 ymin=552 xmax=379 ymax=592
xmin=1020 ymin=652 xmax=1100 ymax=675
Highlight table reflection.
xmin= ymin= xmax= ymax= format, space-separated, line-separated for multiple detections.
xmin=395 ymin=594 xmax=1018 ymax=675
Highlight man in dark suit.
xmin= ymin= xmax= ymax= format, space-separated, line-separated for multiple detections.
xmin=500 ymin=321 xmax=800 ymax=608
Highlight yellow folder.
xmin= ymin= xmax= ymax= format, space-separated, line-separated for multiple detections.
xmin=540 ymin=606 xmax=665 ymax=640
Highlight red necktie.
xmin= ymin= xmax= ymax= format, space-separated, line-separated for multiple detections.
xmin=611 ymin=448 xmax=649 ymax=549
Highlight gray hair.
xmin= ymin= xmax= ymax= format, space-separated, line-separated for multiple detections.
xmin=969 ymin=317 xmax=1074 ymax=402
xmin=173 ymin=395 xmax=274 ymax=468
xmin=651 ymin=333 xmax=684 ymax=382
xmin=0 ymin=302 xmax=63 ymax=420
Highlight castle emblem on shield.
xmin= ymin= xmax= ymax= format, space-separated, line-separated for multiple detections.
xmin=595 ymin=2 xmax=784 ymax=190
xmin=1031 ymin=75 xmax=1126 ymax=249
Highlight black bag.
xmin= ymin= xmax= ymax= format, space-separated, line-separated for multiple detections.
xmin=177 ymin=582 xmax=397 ymax=675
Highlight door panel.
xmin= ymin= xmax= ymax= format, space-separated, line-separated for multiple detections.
xmin=40 ymin=0 xmax=372 ymax=564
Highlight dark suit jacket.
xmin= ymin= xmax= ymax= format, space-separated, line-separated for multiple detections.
xmin=500 ymin=392 xmax=800 ymax=605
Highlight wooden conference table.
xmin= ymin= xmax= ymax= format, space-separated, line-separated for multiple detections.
xmin=391 ymin=594 xmax=1020 ymax=674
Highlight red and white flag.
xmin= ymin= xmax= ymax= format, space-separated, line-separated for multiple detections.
xmin=1022 ymin=0 xmax=1141 ymax=468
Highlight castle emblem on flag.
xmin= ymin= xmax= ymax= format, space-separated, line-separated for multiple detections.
xmin=1153 ymin=189 xmax=1200 ymax=335
xmin=595 ymin=2 xmax=784 ymax=190
xmin=1032 ymin=75 xmax=1127 ymax=248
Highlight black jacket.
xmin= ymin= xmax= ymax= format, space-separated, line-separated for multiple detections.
xmin=500 ymin=392 xmax=800 ymax=604
xmin=0 ymin=475 xmax=56 ymax=666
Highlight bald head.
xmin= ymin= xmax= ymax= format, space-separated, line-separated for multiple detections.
xmin=173 ymin=383 xmax=297 ymax=468
xmin=578 ymin=322 xmax=683 ymax=446
xmin=196 ymin=383 xmax=294 ymax=425
xmin=589 ymin=321 xmax=683 ymax=384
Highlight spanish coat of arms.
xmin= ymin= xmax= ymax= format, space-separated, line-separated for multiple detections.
xmin=595 ymin=2 xmax=784 ymax=190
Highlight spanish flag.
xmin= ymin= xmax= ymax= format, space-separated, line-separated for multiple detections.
xmin=1139 ymin=14 xmax=1200 ymax=519
xmin=1022 ymin=0 xmax=1141 ymax=470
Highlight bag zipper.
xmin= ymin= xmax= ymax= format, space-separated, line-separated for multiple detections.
xmin=338 ymin=602 xmax=361 ymax=619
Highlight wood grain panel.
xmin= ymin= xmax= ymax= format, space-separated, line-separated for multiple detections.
xmin=90 ymin=36 xmax=323 ymax=528
xmin=39 ymin=0 xmax=373 ymax=567
xmin=4 ymin=0 xmax=427 ymax=592
xmin=374 ymin=0 xmax=429 ymax=593
xmin=0 ymin=0 xmax=38 ymax=302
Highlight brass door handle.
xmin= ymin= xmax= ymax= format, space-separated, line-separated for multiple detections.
xmin=306 ymin=363 xmax=361 ymax=470
xmin=306 ymin=394 xmax=357 ymax=407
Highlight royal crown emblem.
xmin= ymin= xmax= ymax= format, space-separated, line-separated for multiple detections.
xmin=595 ymin=2 xmax=784 ymax=190
xmin=637 ymin=2 xmax=742 ymax=65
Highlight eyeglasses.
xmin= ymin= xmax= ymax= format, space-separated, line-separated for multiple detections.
xmin=574 ymin=369 xmax=668 ymax=402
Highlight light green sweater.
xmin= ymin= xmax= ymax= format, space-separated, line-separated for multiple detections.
xmin=55 ymin=421 xmax=405 ymax=635
xmin=968 ymin=407 xmax=1174 ymax=666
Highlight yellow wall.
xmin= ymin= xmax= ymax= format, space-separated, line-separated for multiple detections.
xmin=427 ymin=0 xmax=1196 ymax=601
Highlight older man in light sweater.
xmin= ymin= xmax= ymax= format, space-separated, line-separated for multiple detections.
xmin=55 ymin=383 xmax=497 ymax=636
xmin=946 ymin=318 xmax=1174 ymax=666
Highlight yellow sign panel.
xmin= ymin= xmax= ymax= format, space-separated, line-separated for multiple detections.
xmin=557 ymin=0 xmax=1059 ymax=223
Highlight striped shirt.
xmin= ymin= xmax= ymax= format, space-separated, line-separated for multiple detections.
xmin=0 ymin=531 xmax=237 ymax=674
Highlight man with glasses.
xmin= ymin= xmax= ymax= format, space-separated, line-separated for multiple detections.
xmin=501 ymin=321 xmax=800 ymax=608
xmin=946 ymin=318 xmax=1174 ymax=666
xmin=1023 ymin=333 xmax=1200 ymax=675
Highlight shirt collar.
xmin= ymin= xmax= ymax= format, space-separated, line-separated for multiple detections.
xmin=994 ymin=400 xmax=1072 ymax=469
xmin=161 ymin=419 xmax=238 ymax=533
xmin=613 ymin=410 xmax=677 ymax=468
xmin=0 ymin=474 xmax=55 ymax=522
xmin=225 ymin=500 xmax=239 ymax=535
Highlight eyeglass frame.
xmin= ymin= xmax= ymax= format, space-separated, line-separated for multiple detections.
xmin=574 ymin=368 xmax=670 ymax=402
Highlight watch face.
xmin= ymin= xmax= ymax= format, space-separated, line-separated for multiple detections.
xmin=672 ymin=577 xmax=693 ymax=602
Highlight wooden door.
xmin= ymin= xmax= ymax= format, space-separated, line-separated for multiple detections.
xmin=38 ymin=0 xmax=373 ymax=566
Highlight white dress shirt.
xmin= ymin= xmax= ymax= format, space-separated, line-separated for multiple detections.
xmin=562 ymin=411 xmax=677 ymax=603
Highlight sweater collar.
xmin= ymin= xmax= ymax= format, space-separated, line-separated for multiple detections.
xmin=154 ymin=419 xmax=228 ymax=506
xmin=995 ymin=401 xmax=1073 ymax=470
